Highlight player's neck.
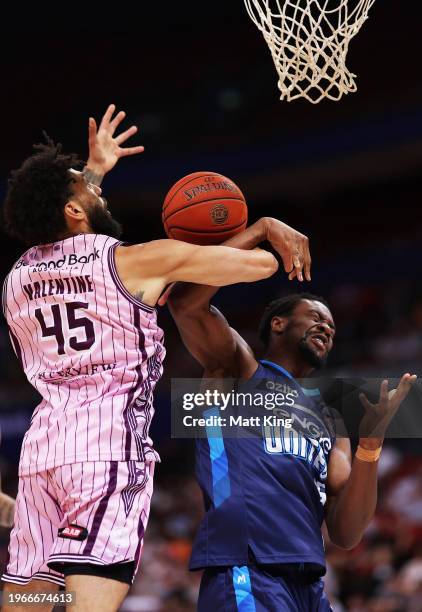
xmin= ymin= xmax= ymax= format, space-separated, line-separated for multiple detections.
xmin=263 ymin=351 xmax=314 ymax=379
xmin=59 ymin=218 xmax=92 ymax=240
xmin=57 ymin=228 xmax=92 ymax=240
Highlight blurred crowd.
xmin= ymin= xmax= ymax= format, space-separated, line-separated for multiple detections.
xmin=1 ymin=268 xmax=422 ymax=611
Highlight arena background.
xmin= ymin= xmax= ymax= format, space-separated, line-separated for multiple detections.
xmin=0 ymin=2 xmax=421 ymax=610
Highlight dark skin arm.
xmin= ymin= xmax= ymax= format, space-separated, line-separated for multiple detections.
xmin=168 ymin=223 xmax=417 ymax=550
xmin=167 ymin=217 xmax=311 ymax=376
xmin=325 ymin=375 xmax=416 ymax=549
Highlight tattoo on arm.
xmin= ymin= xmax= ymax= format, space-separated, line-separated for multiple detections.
xmin=83 ymin=167 xmax=105 ymax=187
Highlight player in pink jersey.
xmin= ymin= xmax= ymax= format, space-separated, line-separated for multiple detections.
xmin=1 ymin=104 xmax=311 ymax=612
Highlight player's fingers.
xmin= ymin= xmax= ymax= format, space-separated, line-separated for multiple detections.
xmin=379 ymin=379 xmax=389 ymax=406
xmin=293 ymin=252 xmax=303 ymax=282
xmin=359 ymin=392 xmax=373 ymax=411
xmin=88 ymin=117 xmax=97 ymax=146
xmin=302 ymin=237 xmax=311 ymax=281
xmin=281 ymin=248 xmax=294 ymax=275
xmin=302 ymin=245 xmax=311 ymax=281
xmin=109 ymin=110 xmax=126 ymax=133
xmin=115 ymin=125 xmax=138 ymax=145
xmin=99 ymin=104 xmax=116 ymax=129
xmin=392 ymin=373 xmax=417 ymax=404
xmin=304 ymin=259 xmax=311 ymax=282
xmin=282 ymin=249 xmax=303 ymax=281
xmin=119 ymin=146 xmax=145 ymax=157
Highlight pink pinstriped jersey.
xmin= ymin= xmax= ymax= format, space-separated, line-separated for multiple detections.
xmin=2 ymin=234 xmax=165 ymax=476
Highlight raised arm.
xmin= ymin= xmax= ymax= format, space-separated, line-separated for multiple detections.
xmin=163 ymin=216 xmax=311 ymax=311
xmin=325 ymin=375 xmax=416 ymax=549
xmin=166 ymin=217 xmax=311 ymax=376
xmin=170 ymin=292 xmax=256 ymax=376
xmin=115 ymin=237 xmax=278 ymax=311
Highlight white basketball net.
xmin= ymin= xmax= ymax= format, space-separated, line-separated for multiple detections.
xmin=244 ymin=0 xmax=376 ymax=103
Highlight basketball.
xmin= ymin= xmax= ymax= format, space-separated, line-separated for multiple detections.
xmin=162 ymin=171 xmax=248 ymax=245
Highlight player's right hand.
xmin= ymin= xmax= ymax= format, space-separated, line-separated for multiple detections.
xmin=264 ymin=218 xmax=311 ymax=282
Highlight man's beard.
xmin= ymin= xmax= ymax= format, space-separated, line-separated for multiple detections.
xmin=88 ymin=201 xmax=123 ymax=239
xmin=298 ymin=335 xmax=327 ymax=369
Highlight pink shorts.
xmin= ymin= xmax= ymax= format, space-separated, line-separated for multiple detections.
xmin=2 ymin=461 xmax=154 ymax=587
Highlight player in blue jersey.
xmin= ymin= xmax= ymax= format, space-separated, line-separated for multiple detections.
xmin=164 ymin=217 xmax=416 ymax=612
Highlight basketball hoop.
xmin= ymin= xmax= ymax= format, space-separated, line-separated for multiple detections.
xmin=244 ymin=0 xmax=376 ymax=103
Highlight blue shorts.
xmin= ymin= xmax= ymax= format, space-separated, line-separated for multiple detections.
xmin=197 ymin=566 xmax=332 ymax=612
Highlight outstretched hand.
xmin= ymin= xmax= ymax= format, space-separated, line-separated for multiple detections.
xmin=359 ymin=373 xmax=417 ymax=445
xmin=87 ymin=104 xmax=145 ymax=175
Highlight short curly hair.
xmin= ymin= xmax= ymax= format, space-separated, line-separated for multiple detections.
xmin=3 ymin=136 xmax=83 ymax=246
xmin=258 ymin=293 xmax=330 ymax=347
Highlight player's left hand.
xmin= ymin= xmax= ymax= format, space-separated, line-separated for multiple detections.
xmin=358 ymin=373 xmax=417 ymax=447
xmin=87 ymin=104 xmax=145 ymax=175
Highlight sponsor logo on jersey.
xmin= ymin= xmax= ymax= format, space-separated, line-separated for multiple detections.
xmin=39 ymin=362 xmax=117 ymax=382
xmin=263 ymin=427 xmax=332 ymax=502
xmin=16 ymin=249 xmax=101 ymax=270
xmin=265 ymin=380 xmax=299 ymax=401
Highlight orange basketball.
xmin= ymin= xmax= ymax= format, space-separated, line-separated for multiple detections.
xmin=162 ymin=171 xmax=248 ymax=245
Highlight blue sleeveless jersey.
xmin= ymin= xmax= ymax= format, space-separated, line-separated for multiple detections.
xmin=190 ymin=360 xmax=336 ymax=571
